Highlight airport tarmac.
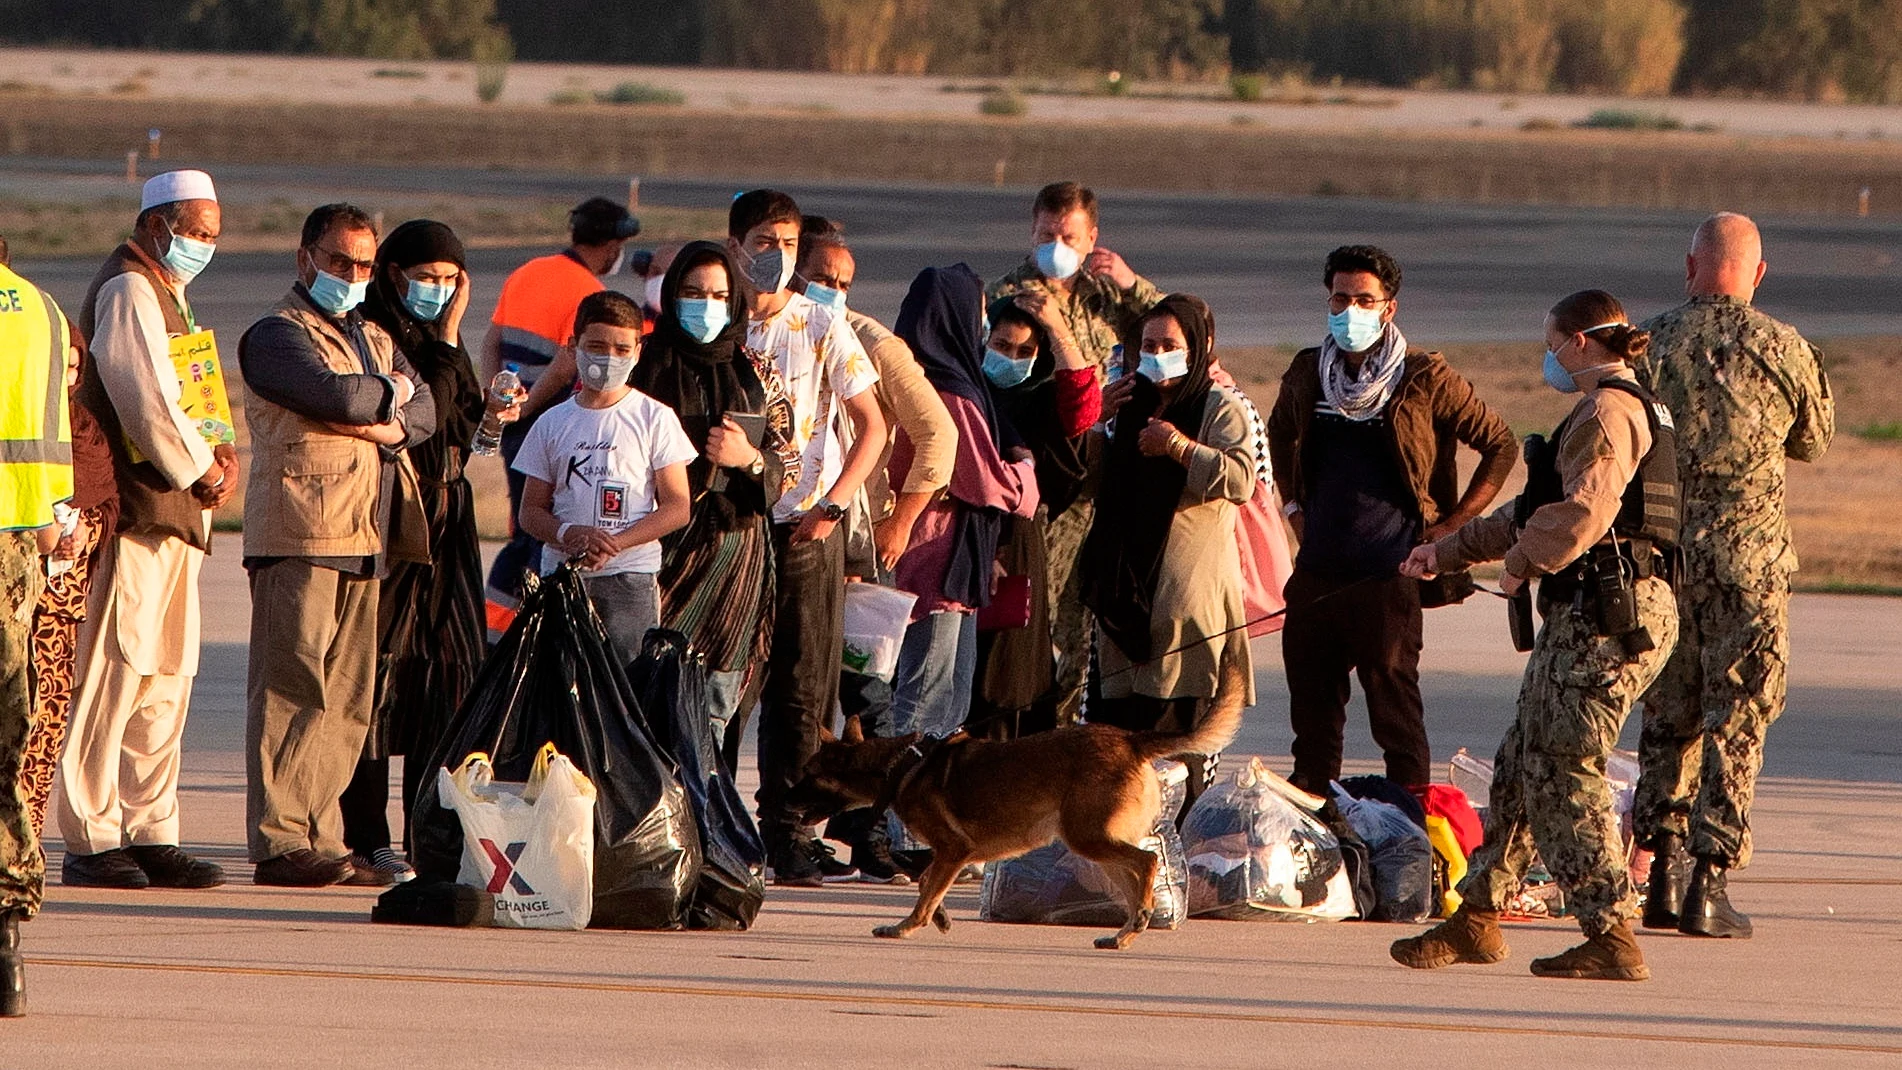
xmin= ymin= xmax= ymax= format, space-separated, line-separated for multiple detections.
xmin=8 ymin=158 xmax=1902 ymax=348
xmin=12 ymin=547 xmax=1902 ymax=1069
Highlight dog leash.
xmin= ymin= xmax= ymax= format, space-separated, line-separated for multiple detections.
xmin=1094 ymin=573 xmax=1382 ymax=682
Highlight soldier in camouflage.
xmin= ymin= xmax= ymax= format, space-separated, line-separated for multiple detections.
xmin=1391 ymin=290 xmax=1678 ymax=982
xmin=1631 ymin=212 xmax=1834 ymax=941
xmin=987 ymin=181 xmax=1160 ymax=724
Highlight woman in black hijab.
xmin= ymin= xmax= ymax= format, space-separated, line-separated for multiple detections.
xmin=883 ymin=265 xmax=1041 ymax=746
xmin=341 ymin=219 xmax=503 ymax=882
xmin=631 ymin=240 xmax=797 ymax=769
xmin=1082 ymin=294 xmax=1258 ymax=788
xmin=968 ymin=293 xmax=1100 ymax=735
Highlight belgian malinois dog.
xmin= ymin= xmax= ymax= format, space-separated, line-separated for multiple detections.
xmin=787 ymin=642 xmax=1248 ymax=950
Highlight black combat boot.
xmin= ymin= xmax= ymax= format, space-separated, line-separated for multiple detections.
xmin=1641 ymin=832 xmax=1691 ymax=931
xmin=0 ymin=909 xmax=24 ymax=1017
xmin=1678 ymin=857 xmax=1752 ymax=939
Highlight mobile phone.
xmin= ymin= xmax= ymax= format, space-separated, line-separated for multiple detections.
xmin=723 ymin=410 xmax=768 ymax=447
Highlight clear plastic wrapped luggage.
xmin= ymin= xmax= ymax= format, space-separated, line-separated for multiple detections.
xmin=978 ymin=761 xmax=1189 ymax=929
xmin=1182 ymin=757 xmax=1357 ymax=921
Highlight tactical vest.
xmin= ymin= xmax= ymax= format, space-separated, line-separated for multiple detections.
xmin=1518 ymin=378 xmax=1680 ymax=560
xmin=76 ymin=242 xmax=211 ymax=551
xmin=0 ymin=264 xmax=74 ymax=531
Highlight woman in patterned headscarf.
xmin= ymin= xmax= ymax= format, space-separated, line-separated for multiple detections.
xmin=631 ymin=240 xmax=799 ymax=771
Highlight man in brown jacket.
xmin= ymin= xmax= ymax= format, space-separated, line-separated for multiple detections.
xmin=237 ymin=204 xmax=435 ymax=887
xmin=1268 ymin=245 xmax=1516 ymax=794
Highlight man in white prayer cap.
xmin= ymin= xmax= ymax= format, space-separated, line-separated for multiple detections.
xmin=58 ymin=169 xmax=237 ymax=889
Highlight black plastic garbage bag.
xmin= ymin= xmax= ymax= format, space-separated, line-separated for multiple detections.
xmin=410 ymin=566 xmax=702 ymax=930
xmin=627 ymin=630 xmax=766 ymax=931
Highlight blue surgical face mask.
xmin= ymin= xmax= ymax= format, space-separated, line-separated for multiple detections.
xmin=159 ymin=223 xmax=215 ymax=286
xmin=1138 ymin=347 xmax=1190 ymax=383
xmin=1542 ymin=348 xmax=1579 ymax=393
xmin=1328 ymin=305 xmax=1385 ymax=353
xmin=308 ymin=268 xmax=368 ymax=316
xmin=1544 ymin=323 xmax=1625 ymax=394
xmin=983 ymin=347 xmax=1036 ymax=389
xmin=402 ymin=279 xmax=455 ymax=323
xmin=1034 ymin=240 xmax=1082 ymax=281
xmin=677 ymin=297 xmax=730 ymax=344
xmin=805 ymin=281 xmax=848 ymax=311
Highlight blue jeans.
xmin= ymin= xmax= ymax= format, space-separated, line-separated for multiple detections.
xmin=582 ymin=571 xmax=660 ymax=670
xmin=890 ymin=610 xmax=978 ymax=741
xmin=887 ymin=610 xmax=977 ymax=852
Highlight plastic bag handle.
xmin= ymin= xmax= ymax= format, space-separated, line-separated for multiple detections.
xmin=448 ymin=751 xmax=495 ymax=802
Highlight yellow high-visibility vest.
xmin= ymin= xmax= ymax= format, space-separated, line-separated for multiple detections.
xmin=0 ymin=262 xmax=74 ymax=531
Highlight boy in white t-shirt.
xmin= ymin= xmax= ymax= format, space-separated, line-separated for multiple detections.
xmin=513 ymin=292 xmax=697 ymax=664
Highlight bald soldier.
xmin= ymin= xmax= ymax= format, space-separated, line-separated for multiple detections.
xmin=1632 ymin=212 xmax=1833 ymax=940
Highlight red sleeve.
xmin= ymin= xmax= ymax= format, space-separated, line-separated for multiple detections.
xmin=1053 ymin=368 xmax=1100 ymax=438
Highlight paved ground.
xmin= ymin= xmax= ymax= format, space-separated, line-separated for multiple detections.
xmin=12 ymin=547 xmax=1902 ymax=1067
xmin=11 ymin=158 xmax=1902 ymax=348
xmin=11 ymin=45 xmax=1902 ymax=141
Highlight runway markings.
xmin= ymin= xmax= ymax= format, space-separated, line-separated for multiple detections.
xmin=29 ymin=956 xmax=1902 ymax=1056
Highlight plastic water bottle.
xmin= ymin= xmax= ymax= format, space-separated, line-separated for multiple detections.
xmin=46 ymin=503 xmax=79 ymax=578
xmin=471 ymin=363 xmax=521 ymax=457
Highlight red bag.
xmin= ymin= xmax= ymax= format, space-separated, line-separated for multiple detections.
xmin=1236 ymin=482 xmax=1295 ymax=637
xmin=1415 ymin=784 xmax=1484 ymax=857
xmin=976 ymin=574 xmax=1033 ymax=632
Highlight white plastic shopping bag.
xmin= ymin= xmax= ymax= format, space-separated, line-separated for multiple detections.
xmin=842 ymin=581 xmax=917 ymax=682
xmin=439 ymin=743 xmax=597 ymax=930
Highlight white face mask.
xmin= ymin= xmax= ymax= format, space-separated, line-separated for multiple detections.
xmin=605 ymin=248 xmax=627 ymax=277
xmin=643 ymin=274 xmax=665 ymax=311
xmin=1137 ymin=347 xmax=1190 ymax=383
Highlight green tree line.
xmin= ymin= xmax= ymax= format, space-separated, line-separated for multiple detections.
xmin=8 ymin=0 xmax=1902 ymax=103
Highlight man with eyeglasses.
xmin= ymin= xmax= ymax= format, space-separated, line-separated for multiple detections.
xmin=1268 ymin=245 xmax=1516 ymax=796
xmin=59 ymin=170 xmax=237 ymax=891
xmin=236 ymin=204 xmax=437 ymax=887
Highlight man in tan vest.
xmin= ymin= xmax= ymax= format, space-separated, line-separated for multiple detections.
xmin=237 ymin=204 xmax=435 ymax=887
xmin=60 ymin=170 xmax=237 ymax=890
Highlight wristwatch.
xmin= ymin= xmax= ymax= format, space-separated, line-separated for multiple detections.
xmin=813 ymin=498 xmax=847 ymax=523
xmin=746 ymin=455 xmax=766 ymax=478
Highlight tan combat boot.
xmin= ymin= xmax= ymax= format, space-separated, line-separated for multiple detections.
xmin=1528 ymin=921 xmax=1650 ymax=981
xmin=1390 ymin=906 xmax=1510 ymax=969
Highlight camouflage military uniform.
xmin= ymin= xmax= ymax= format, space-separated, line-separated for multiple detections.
xmin=1632 ymin=296 xmax=1833 ymax=868
xmin=0 ymin=531 xmax=45 ymax=917
xmin=988 ymin=261 xmax=1160 ymax=721
xmin=1459 ymin=578 xmax=1677 ymax=935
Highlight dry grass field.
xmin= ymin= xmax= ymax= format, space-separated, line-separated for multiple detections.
xmin=8 ymin=93 xmax=1902 ymax=217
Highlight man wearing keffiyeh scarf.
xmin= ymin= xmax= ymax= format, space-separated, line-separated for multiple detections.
xmin=1267 ymin=245 xmax=1518 ymax=797
xmin=1319 ymin=321 xmax=1410 ymax=421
